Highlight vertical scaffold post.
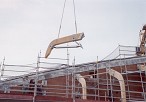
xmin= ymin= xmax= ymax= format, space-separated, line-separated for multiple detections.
xmin=72 ymin=57 xmax=76 ymax=102
xmin=66 ymin=43 xmax=70 ymax=98
xmin=33 ymin=54 xmax=40 ymax=102
xmin=0 ymin=57 xmax=5 ymax=80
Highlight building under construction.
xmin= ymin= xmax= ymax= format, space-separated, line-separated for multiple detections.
xmin=0 ymin=25 xmax=146 ymax=102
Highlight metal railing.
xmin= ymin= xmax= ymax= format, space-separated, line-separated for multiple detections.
xmin=0 ymin=45 xmax=146 ymax=102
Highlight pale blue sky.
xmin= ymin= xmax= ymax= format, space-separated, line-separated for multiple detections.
xmin=0 ymin=0 xmax=146 ymax=65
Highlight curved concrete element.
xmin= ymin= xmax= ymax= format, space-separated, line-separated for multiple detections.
xmin=107 ymin=69 xmax=126 ymax=102
xmin=45 ymin=33 xmax=84 ymax=58
xmin=76 ymin=74 xmax=87 ymax=99
xmin=137 ymin=64 xmax=146 ymax=71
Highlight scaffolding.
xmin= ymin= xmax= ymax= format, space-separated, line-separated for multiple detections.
xmin=0 ymin=45 xmax=146 ymax=102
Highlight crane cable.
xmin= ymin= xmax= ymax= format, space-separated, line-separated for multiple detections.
xmin=73 ymin=0 xmax=78 ymax=34
xmin=58 ymin=0 xmax=67 ymax=38
xmin=57 ymin=0 xmax=78 ymax=38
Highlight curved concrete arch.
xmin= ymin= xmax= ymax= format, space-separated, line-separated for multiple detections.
xmin=45 ymin=33 xmax=84 ymax=58
xmin=76 ymin=74 xmax=87 ymax=99
xmin=107 ymin=69 xmax=126 ymax=102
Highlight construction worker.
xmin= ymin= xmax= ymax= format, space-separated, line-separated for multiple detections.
xmin=22 ymin=76 xmax=29 ymax=94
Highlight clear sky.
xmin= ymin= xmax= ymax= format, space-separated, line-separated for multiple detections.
xmin=0 ymin=0 xmax=146 ymax=65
